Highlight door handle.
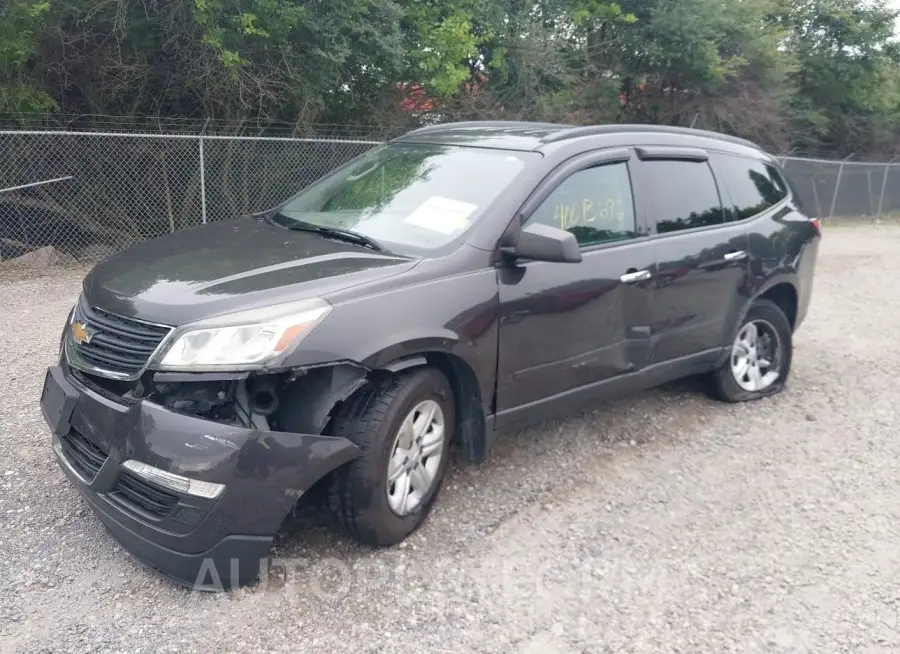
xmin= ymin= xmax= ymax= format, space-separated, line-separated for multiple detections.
xmin=620 ymin=269 xmax=651 ymax=283
xmin=723 ymin=250 xmax=747 ymax=262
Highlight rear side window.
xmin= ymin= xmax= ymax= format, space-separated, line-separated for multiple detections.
xmin=642 ymin=160 xmax=724 ymax=234
xmin=711 ymin=153 xmax=789 ymax=221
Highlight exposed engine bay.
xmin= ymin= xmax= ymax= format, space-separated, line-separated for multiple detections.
xmin=148 ymin=375 xmax=277 ymax=430
xmin=72 ymin=362 xmax=371 ymax=435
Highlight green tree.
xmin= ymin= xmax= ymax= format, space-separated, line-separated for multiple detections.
xmin=1 ymin=0 xmax=900 ymax=156
xmin=611 ymin=0 xmax=795 ymax=148
xmin=192 ymin=0 xmax=406 ymax=123
xmin=0 ymin=0 xmax=55 ymax=113
xmin=772 ymin=0 xmax=900 ymax=155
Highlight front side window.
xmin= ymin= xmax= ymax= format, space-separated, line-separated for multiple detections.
xmin=271 ymin=143 xmax=532 ymax=254
xmin=527 ymin=162 xmax=637 ymax=247
xmin=710 ymin=153 xmax=789 ymax=221
xmin=643 ymin=160 xmax=724 ymax=234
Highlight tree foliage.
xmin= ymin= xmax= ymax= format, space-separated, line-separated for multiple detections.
xmin=0 ymin=0 xmax=54 ymax=113
xmin=1 ymin=0 xmax=899 ymax=155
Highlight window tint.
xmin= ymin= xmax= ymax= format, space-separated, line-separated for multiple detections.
xmin=527 ymin=162 xmax=637 ymax=247
xmin=711 ymin=153 xmax=789 ymax=221
xmin=643 ymin=160 xmax=724 ymax=234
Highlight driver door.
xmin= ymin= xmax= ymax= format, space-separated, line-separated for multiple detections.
xmin=495 ymin=149 xmax=657 ymax=430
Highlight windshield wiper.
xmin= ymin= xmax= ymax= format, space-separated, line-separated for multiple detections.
xmin=276 ymin=218 xmax=386 ymax=252
xmin=315 ymin=225 xmax=386 ymax=252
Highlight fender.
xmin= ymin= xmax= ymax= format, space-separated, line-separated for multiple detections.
xmin=358 ymin=331 xmax=496 ymax=417
xmin=357 ymin=334 xmax=496 ymax=464
xmin=359 ymin=331 xmax=463 ymax=370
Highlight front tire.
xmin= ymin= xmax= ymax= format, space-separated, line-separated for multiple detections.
xmin=326 ymin=367 xmax=454 ymax=547
xmin=711 ymin=298 xmax=793 ymax=403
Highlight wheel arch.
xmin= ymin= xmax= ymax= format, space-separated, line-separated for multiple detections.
xmin=717 ymin=275 xmax=800 ymax=369
xmin=371 ymin=350 xmax=491 ymax=464
xmin=747 ymin=273 xmax=799 ymax=331
xmin=712 ymin=284 xmax=796 ymax=402
xmin=275 ymin=324 xmax=496 ymax=464
xmin=756 ymin=282 xmax=799 ymax=330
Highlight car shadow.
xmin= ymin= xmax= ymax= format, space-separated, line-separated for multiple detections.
xmin=272 ymin=373 xmax=718 ymax=567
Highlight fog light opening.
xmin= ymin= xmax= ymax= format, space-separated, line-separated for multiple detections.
xmin=249 ymin=388 xmax=279 ymax=416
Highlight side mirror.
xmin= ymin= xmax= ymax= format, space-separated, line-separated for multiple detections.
xmin=501 ymin=222 xmax=582 ymax=264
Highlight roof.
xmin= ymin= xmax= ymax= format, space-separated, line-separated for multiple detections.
xmin=392 ymin=120 xmax=762 ymax=153
xmin=391 ymin=121 xmax=574 ymax=151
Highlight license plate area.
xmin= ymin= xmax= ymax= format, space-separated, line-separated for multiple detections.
xmin=41 ymin=367 xmax=79 ymax=436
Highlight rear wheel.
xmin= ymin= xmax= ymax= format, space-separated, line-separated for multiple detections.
xmin=711 ymin=299 xmax=793 ymax=403
xmin=326 ymin=367 xmax=454 ymax=546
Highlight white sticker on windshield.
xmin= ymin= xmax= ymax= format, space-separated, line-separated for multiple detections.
xmin=404 ymin=197 xmax=478 ymax=235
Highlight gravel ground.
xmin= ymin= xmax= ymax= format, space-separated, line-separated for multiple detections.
xmin=2 ymin=224 xmax=899 ymax=654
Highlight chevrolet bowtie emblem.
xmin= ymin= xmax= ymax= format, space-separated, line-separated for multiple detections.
xmin=71 ymin=321 xmax=94 ymax=345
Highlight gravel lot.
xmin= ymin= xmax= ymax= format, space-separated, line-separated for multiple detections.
xmin=1 ymin=225 xmax=899 ymax=654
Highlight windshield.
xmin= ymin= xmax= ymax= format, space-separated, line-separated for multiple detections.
xmin=271 ymin=143 xmax=532 ymax=255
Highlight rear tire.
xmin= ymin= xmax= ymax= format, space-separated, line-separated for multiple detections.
xmin=711 ymin=298 xmax=793 ymax=403
xmin=326 ymin=367 xmax=454 ymax=547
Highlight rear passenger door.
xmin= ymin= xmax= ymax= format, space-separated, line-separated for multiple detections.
xmin=709 ymin=151 xmax=795 ymax=269
xmin=632 ymin=147 xmax=750 ymax=367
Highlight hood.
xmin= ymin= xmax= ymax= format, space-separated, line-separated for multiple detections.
xmin=82 ymin=217 xmax=419 ymax=326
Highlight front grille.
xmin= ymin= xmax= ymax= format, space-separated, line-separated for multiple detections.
xmin=109 ymin=470 xmax=179 ymax=519
xmin=59 ymin=428 xmax=108 ymax=482
xmin=71 ymin=296 xmax=172 ymax=377
xmin=69 ymin=368 xmax=140 ymax=406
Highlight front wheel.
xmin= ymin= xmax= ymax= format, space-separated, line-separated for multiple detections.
xmin=326 ymin=367 xmax=454 ymax=547
xmin=710 ymin=298 xmax=793 ymax=403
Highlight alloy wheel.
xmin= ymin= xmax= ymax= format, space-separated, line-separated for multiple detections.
xmin=386 ymin=400 xmax=445 ymax=516
xmin=730 ymin=319 xmax=782 ymax=393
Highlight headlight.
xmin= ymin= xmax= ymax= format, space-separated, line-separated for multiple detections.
xmin=153 ymin=298 xmax=332 ymax=371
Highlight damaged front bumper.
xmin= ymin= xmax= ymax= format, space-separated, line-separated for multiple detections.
xmin=39 ymin=362 xmax=361 ymax=590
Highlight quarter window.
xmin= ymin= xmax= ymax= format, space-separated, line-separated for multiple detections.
xmin=643 ymin=160 xmax=724 ymax=234
xmin=527 ymin=162 xmax=637 ymax=247
xmin=711 ymin=153 xmax=789 ymax=221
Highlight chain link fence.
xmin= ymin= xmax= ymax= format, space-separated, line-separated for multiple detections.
xmin=0 ymin=130 xmax=380 ymax=262
xmin=778 ymin=155 xmax=900 ymax=221
xmin=1 ymin=130 xmax=896 ymax=263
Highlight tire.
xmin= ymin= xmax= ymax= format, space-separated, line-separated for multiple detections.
xmin=710 ymin=298 xmax=793 ymax=403
xmin=326 ymin=367 xmax=454 ymax=547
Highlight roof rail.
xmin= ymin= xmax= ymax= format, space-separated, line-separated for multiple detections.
xmin=540 ymin=123 xmax=761 ymax=150
xmin=398 ymin=120 xmax=571 ymax=138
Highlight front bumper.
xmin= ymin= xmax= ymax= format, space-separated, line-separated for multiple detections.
xmin=40 ymin=363 xmax=361 ymax=590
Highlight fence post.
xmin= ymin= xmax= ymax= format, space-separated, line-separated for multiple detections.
xmin=777 ymin=149 xmax=797 ymax=169
xmin=866 ymin=170 xmax=873 ymax=216
xmin=198 ymin=135 xmax=208 ymax=225
xmin=876 ymin=157 xmax=896 ymax=221
xmin=829 ymin=153 xmax=853 ymax=218
xmin=810 ymin=181 xmax=822 ymax=219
